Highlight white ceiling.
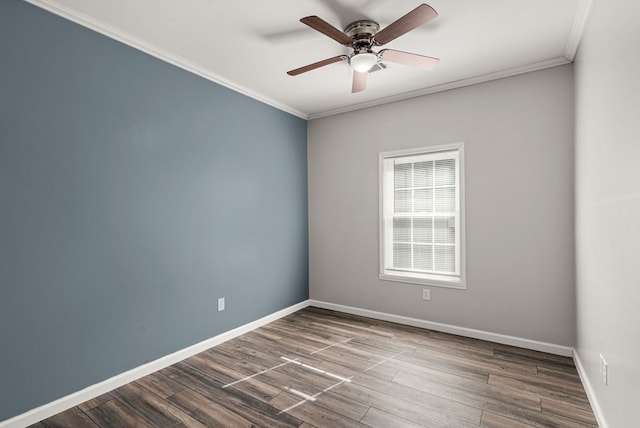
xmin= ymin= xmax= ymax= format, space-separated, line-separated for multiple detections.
xmin=27 ymin=0 xmax=592 ymax=119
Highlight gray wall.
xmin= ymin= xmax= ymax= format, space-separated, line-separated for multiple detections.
xmin=0 ymin=1 xmax=308 ymax=421
xmin=574 ymin=0 xmax=640 ymax=426
xmin=308 ymin=65 xmax=575 ymax=346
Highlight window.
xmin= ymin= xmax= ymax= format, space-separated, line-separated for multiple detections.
xmin=379 ymin=143 xmax=465 ymax=288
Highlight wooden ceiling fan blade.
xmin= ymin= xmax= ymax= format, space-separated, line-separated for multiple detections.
xmin=287 ymin=55 xmax=347 ymax=76
xmin=380 ymin=49 xmax=439 ymax=70
xmin=300 ymin=16 xmax=353 ymax=45
xmin=352 ymin=71 xmax=367 ymax=93
xmin=373 ymin=4 xmax=437 ymax=45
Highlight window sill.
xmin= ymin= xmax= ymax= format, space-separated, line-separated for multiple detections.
xmin=379 ymin=271 xmax=466 ymax=289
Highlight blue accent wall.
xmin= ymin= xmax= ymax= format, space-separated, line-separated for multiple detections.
xmin=0 ymin=1 xmax=308 ymax=421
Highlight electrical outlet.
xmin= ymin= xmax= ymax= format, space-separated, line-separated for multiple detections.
xmin=218 ymin=297 xmax=225 ymax=312
xmin=600 ymin=353 xmax=608 ymax=386
xmin=422 ymin=289 xmax=431 ymax=301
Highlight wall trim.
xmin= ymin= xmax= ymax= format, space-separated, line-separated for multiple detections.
xmin=308 ymin=300 xmax=574 ymax=357
xmin=573 ymin=350 xmax=609 ymax=428
xmin=0 ymin=300 xmax=311 ymax=428
xmin=2 ymin=299 xmax=580 ymax=427
xmin=24 ymin=0 xmax=583 ymax=121
xmin=563 ymin=0 xmax=594 ymax=60
xmin=23 ymin=0 xmax=308 ymax=120
xmin=308 ymin=57 xmax=570 ymax=119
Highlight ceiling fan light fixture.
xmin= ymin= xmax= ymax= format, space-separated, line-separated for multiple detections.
xmin=350 ymin=51 xmax=377 ymax=72
xmin=288 ymin=4 xmax=439 ymax=93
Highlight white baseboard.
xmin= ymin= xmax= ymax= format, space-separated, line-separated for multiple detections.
xmin=2 ymin=299 xmax=579 ymax=427
xmin=308 ymin=300 xmax=574 ymax=357
xmin=573 ymin=350 xmax=608 ymax=428
xmin=0 ymin=300 xmax=311 ymax=428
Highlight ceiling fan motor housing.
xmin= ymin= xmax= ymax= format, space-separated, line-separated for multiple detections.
xmin=344 ymin=20 xmax=379 ymax=52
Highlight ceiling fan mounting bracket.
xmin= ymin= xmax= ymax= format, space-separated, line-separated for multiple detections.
xmin=344 ymin=20 xmax=380 ymax=37
xmin=344 ymin=20 xmax=379 ymax=50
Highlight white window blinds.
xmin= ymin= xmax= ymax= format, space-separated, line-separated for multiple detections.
xmin=380 ymin=144 xmax=465 ymax=288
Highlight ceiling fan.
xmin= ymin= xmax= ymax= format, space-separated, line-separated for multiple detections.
xmin=287 ymin=3 xmax=440 ymax=93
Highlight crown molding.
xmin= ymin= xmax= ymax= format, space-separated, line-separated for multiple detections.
xmin=309 ymin=57 xmax=571 ymax=120
xmin=564 ymin=0 xmax=595 ymax=60
xmin=24 ymin=0 xmax=590 ymax=122
xmin=24 ymin=0 xmax=309 ymax=120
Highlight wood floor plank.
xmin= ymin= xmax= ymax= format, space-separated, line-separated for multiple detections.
xmin=541 ymin=397 xmax=599 ymax=425
xmin=39 ymin=407 xmax=98 ymax=428
xmin=269 ymin=359 xmax=352 ymax=390
xmin=269 ymin=390 xmax=370 ymax=428
xmin=475 ymin=394 xmax=597 ymax=428
xmin=34 ymin=306 xmax=595 ymax=428
xmin=311 ymin=340 xmax=377 ymax=364
xmin=269 ymin=316 xmax=351 ymax=342
xmin=251 ymin=328 xmax=333 ymax=356
xmin=394 ymin=349 xmax=491 ymax=382
xmin=393 ymin=369 xmax=542 ymax=412
xmin=347 ymin=339 xmax=417 ymax=361
xmin=412 ymin=346 xmax=539 ymax=377
xmin=537 ymin=389 xmax=592 ymax=410
xmin=197 ymin=344 xmax=280 ymax=373
xmin=205 ymin=342 xmax=285 ymax=375
xmin=537 ymin=413 xmax=597 ymax=428
xmin=184 ymin=353 xmax=282 ymax=401
xmin=260 ymin=323 xmax=351 ymax=354
xmin=408 ymin=331 xmax=498 ymax=359
xmin=232 ymin=330 xmax=330 ymax=361
xmin=393 ymin=370 xmax=542 ymax=420
xmin=299 ymin=341 xmax=396 ymax=374
xmin=76 ymin=393 xmax=112 ymax=413
xmin=84 ymin=398 xmax=155 ymax=428
xmin=536 ymin=365 xmax=582 ymax=383
xmin=211 ymin=335 xmax=357 ymax=382
xmin=361 ymin=406 xmax=428 ymax=428
xmin=274 ymin=383 xmax=371 ymax=422
xmin=250 ymin=358 xmax=344 ymax=399
xmin=427 ymin=330 xmax=497 ymax=354
xmin=310 ymin=389 xmax=370 ymax=421
xmin=298 ymin=315 xmax=394 ymax=340
xmin=301 ymin=307 xmax=394 ymax=335
xmin=167 ymin=387 xmax=258 ymax=427
xmin=109 ymin=382 xmax=207 ymax=428
xmin=366 ymin=317 xmax=435 ymax=336
xmin=381 ymin=351 xmax=490 ymax=384
xmin=488 ymin=373 xmax=588 ymax=397
xmin=491 ymin=409 xmax=598 ymax=428
xmin=374 ymin=331 xmax=438 ymax=350
xmin=493 ymin=344 xmax=575 ymax=367
xmin=163 ymin=362 xmax=302 ymax=428
xmin=319 ymin=352 xmax=399 ymax=381
xmin=391 ymin=333 xmax=496 ymax=359
xmin=481 ymin=410 xmax=536 ymax=428
xmin=336 ymin=381 xmax=482 ymax=428
xmin=325 ymin=362 xmax=483 ymax=426
xmin=134 ymin=371 xmax=185 ymax=399
xmin=244 ymin=359 xmax=370 ymax=421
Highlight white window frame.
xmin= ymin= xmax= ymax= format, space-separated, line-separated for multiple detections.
xmin=379 ymin=143 xmax=466 ymax=289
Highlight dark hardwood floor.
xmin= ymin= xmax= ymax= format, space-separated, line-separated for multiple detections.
xmin=31 ymin=307 xmax=597 ymax=427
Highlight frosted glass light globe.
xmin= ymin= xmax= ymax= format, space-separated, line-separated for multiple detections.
xmin=350 ymin=52 xmax=377 ymax=72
